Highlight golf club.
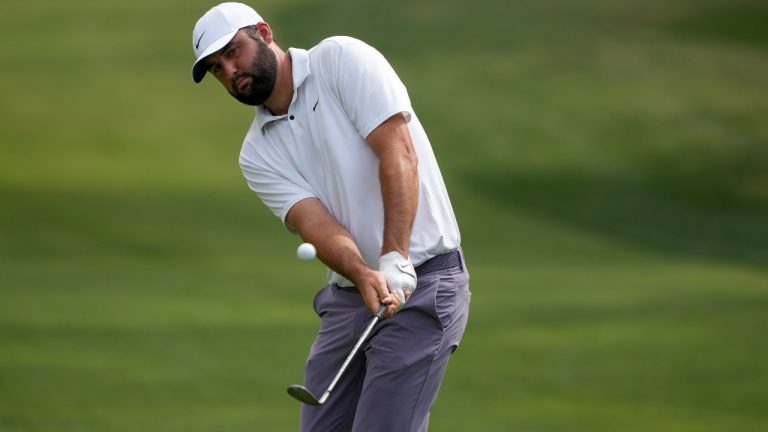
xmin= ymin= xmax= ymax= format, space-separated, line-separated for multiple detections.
xmin=287 ymin=304 xmax=388 ymax=406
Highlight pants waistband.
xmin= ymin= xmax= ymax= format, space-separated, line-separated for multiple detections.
xmin=415 ymin=249 xmax=463 ymax=277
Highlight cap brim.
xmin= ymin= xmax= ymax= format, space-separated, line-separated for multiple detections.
xmin=191 ymin=30 xmax=238 ymax=83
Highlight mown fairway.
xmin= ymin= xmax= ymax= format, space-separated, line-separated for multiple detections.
xmin=1 ymin=0 xmax=767 ymax=430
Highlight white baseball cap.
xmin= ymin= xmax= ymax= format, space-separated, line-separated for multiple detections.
xmin=191 ymin=2 xmax=263 ymax=83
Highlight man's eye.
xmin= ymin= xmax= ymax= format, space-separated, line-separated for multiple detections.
xmin=211 ymin=64 xmax=221 ymax=75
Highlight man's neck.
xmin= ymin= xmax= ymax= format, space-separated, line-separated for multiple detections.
xmin=263 ymin=50 xmax=293 ymax=116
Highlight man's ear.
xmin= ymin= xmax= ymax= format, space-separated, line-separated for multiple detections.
xmin=256 ymin=22 xmax=276 ymax=45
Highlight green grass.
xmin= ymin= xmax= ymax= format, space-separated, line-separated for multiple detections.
xmin=2 ymin=0 xmax=767 ymax=430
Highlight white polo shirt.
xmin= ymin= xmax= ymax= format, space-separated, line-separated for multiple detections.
xmin=239 ymin=36 xmax=460 ymax=286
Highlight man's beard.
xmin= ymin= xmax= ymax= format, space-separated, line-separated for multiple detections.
xmin=231 ymin=38 xmax=278 ymax=106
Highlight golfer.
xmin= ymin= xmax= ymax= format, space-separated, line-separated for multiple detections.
xmin=190 ymin=3 xmax=470 ymax=431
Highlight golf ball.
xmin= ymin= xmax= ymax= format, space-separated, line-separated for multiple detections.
xmin=297 ymin=243 xmax=317 ymax=261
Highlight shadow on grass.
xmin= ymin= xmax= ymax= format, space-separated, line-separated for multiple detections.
xmin=667 ymin=2 xmax=768 ymax=48
xmin=465 ymin=168 xmax=768 ymax=268
xmin=0 ymin=188 xmax=277 ymax=263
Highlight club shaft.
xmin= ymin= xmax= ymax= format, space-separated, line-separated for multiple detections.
xmin=318 ymin=305 xmax=387 ymax=404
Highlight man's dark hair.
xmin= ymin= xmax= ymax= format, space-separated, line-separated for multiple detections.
xmin=243 ymin=24 xmax=276 ymax=43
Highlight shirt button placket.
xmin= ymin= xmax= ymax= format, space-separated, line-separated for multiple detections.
xmin=288 ymin=114 xmax=304 ymax=136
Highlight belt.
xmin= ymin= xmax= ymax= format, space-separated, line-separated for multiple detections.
xmin=334 ymin=249 xmax=464 ymax=292
xmin=415 ymin=249 xmax=463 ymax=277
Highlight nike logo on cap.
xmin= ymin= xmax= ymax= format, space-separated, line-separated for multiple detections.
xmin=196 ymin=31 xmax=207 ymax=50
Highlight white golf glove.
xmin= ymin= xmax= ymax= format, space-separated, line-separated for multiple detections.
xmin=378 ymin=251 xmax=417 ymax=309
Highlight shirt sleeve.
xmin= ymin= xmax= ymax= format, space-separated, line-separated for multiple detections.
xmin=239 ymin=135 xmax=317 ymax=228
xmin=317 ymin=37 xmax=414 ymax=138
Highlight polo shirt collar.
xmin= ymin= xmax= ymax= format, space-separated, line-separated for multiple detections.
xmin=255 ymin=47 xmax=310 ymax=130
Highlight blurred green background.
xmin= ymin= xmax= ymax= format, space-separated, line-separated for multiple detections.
xmin=2 ymin=0 xmax=767 ymax=430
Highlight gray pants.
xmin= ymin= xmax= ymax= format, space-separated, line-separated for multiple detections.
xmin=300 ymin=252 xmax=470 ymax=432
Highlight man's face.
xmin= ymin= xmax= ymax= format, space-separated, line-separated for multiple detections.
xmin=206 ymin=29 xmax=277 ymax=106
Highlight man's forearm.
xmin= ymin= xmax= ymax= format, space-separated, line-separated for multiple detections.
xmin=286 ymin=197 xmax=370 ymax=283
xmin=367 ymin=114 xmax=420 ymax=258
xmin=379 ymin=151 xmax=419 ymax=257
xmin=285 ymin=197 xmax=398 ymax=316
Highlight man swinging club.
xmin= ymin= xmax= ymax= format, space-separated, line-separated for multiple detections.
xmin=190 ymin=3 xmax=471 ymax=431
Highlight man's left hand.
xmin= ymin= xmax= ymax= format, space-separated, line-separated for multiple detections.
xmin=378 ymin=251 xmax=417 ymax=310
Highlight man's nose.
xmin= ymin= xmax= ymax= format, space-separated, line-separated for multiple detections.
xmin=220 ymin=59 xmax=238 ymax=79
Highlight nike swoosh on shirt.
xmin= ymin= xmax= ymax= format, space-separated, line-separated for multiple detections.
xmin=196 ymin=31 xmax=207 ymax=50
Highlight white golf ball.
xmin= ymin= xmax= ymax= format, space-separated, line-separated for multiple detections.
xmin=297 ymin=243 xmax=317 ymax=261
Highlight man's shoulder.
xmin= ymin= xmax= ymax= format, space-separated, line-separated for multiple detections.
xmin=311 ymin=36 xmax=367 ymax=51
xmin=309 ymin=36 xmax=378 ymax=62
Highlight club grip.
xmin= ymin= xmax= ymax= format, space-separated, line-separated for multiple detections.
xmin=375 ymin=304 xmax=388 ymax=319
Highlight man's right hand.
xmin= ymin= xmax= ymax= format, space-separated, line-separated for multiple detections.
xmin=353 ymin=269 xmax=400 ymax=319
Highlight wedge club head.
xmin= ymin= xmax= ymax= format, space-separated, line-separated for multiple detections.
xmin=287 ymin=384 xmax=322 ymax=406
